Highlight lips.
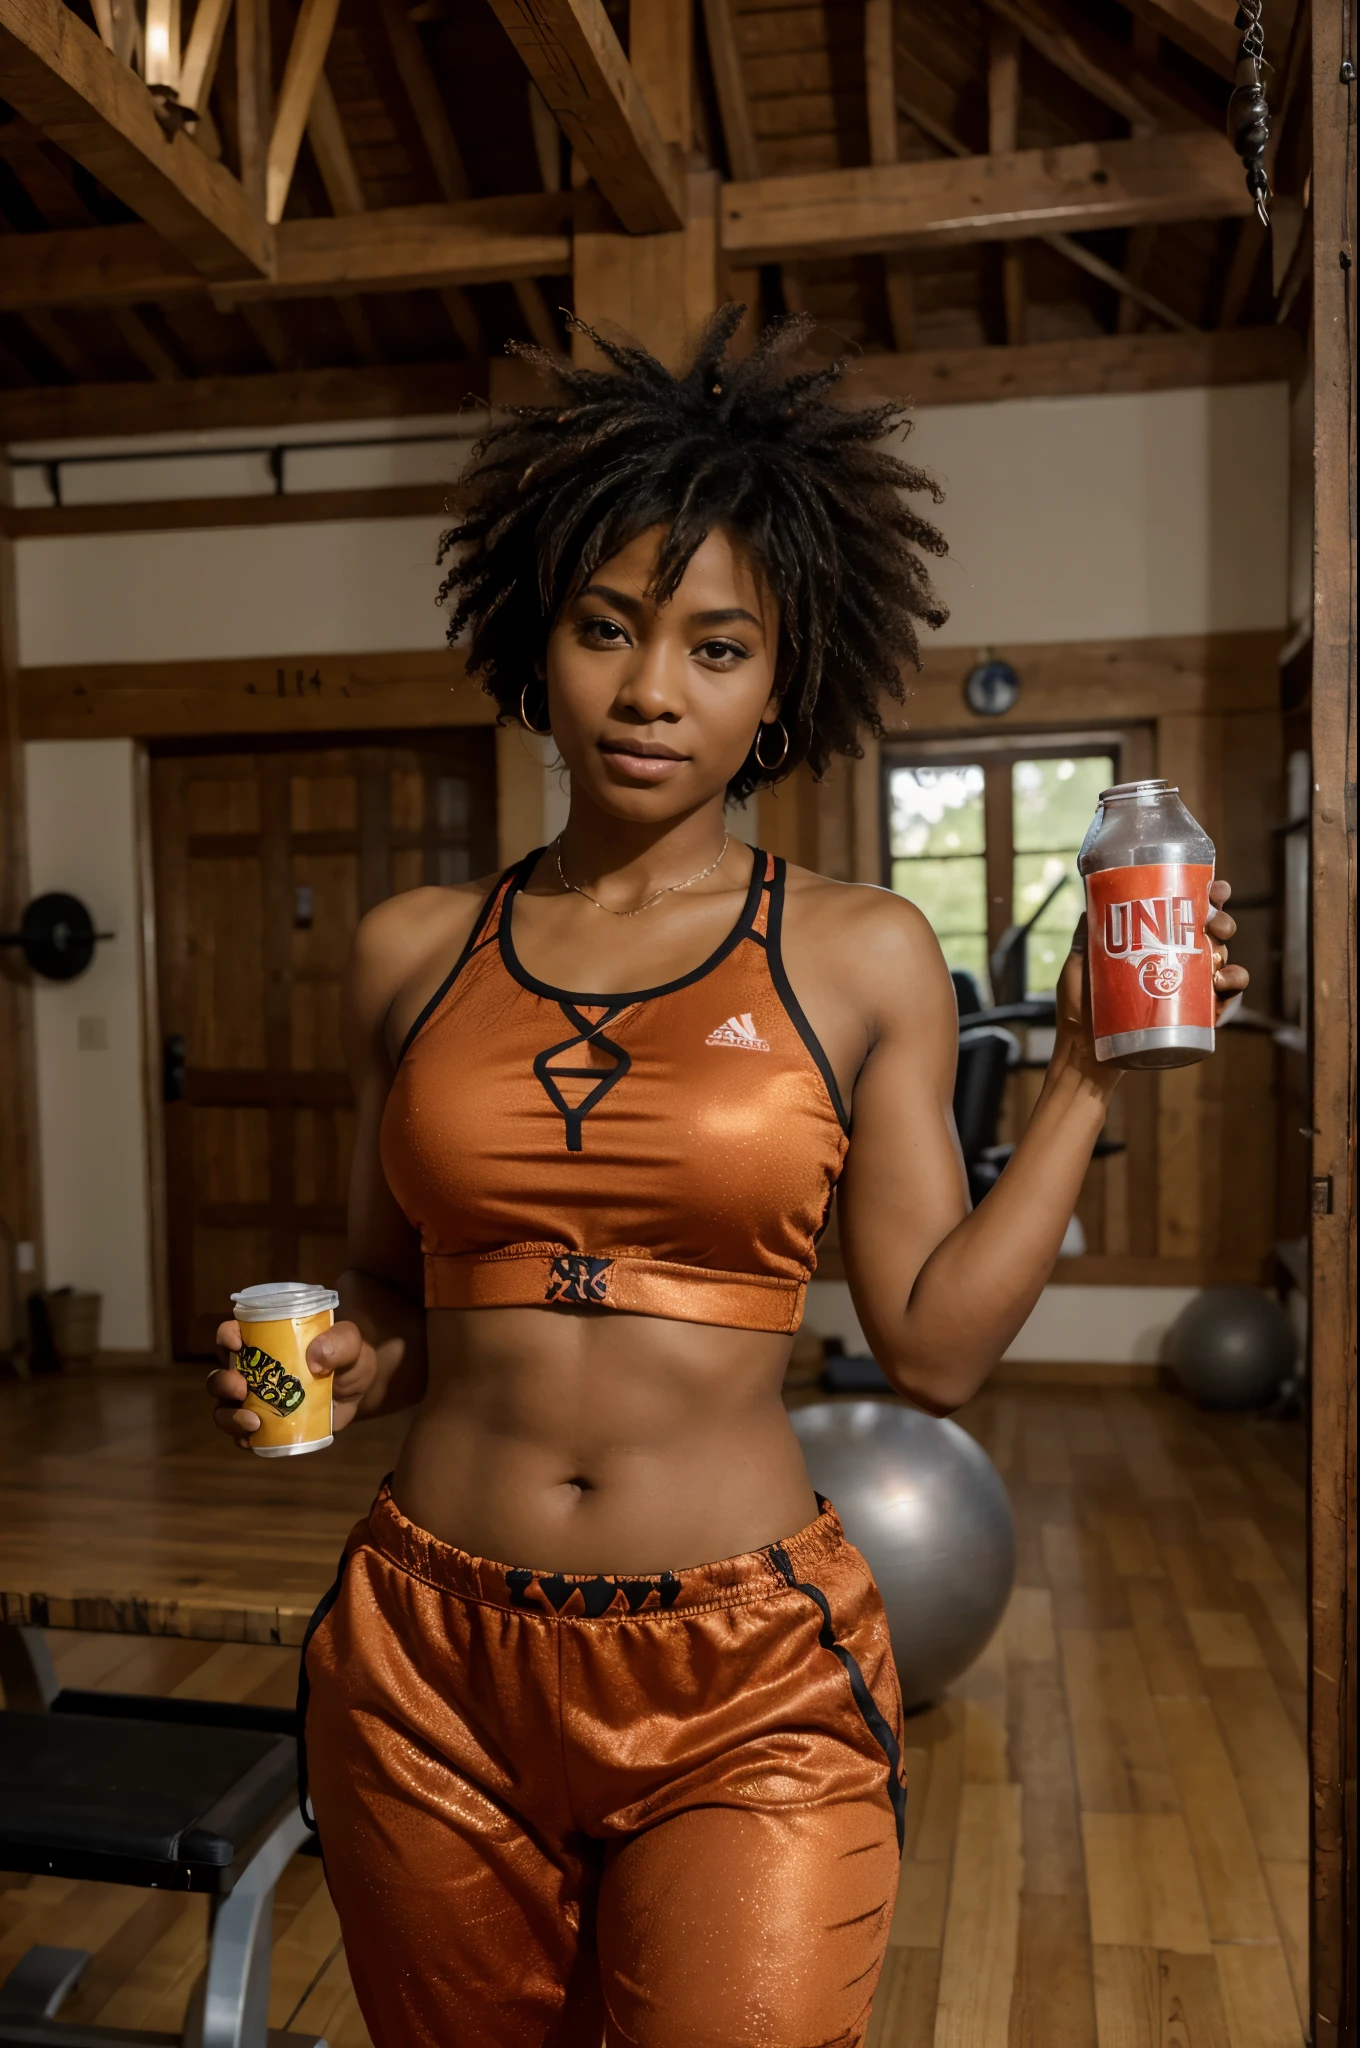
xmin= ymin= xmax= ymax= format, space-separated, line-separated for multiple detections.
xmin=598 ymin=739 xmax=688 ymax=780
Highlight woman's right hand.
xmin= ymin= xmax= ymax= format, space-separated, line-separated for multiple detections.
xmin=207 ymin=1318 xmax=378 ymax=1445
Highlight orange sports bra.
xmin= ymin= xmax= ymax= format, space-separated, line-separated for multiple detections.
xmin=379 ymin=848 xmax=850 ymax=1334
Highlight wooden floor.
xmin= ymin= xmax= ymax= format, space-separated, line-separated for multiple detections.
xmin=0 ymin=1375 xmax=1309 ymax=2046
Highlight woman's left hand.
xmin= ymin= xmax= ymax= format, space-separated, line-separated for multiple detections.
xmin=1054 ymin=877 xmax=1250 ymax=1084
xmin=1206 ymin=879 xmax=1249 ymax=1017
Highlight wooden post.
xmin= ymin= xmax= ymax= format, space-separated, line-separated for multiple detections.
xmin=573 ymin=171 xmax=719 ymax=370
xmin=1308 ymin=0 xmax=1357 ymax=2037
xmin=0 ymin=537 xmax=42 ymax=1355
xmin=571 ymin=0 xmax=716 ymax=371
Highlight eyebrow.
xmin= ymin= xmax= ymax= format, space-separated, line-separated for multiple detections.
xmin=576 ymin=586 xmax=764 ymax=633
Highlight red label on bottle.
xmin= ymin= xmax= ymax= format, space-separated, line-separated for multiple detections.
xmin=1085 ymin=862 xmax=1215 ymax=1044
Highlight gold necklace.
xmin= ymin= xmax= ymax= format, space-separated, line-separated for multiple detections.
xmin=553 ymin=833 xmax=730 ymax=917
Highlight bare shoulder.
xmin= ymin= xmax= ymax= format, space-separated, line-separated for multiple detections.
xmin=781 ymin=863 xmax=950 ymax=987
xmin=348 ymin=874 xmax=502 ymax=1031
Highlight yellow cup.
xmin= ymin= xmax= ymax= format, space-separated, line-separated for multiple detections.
xmin=230 ymin=1283 xmax=340 ymax=1457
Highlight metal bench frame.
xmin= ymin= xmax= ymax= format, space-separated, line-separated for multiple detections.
xmin=0 ymin=1624 xmax=326 ymax=2048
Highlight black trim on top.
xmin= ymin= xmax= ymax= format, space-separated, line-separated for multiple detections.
xmin=295 ymin=1547 xmax=350 ymax=1832
xmin=498 ymin=845 xmax=769 ymax=1007
xmin=764 ymin=858 xmax=851 ymax=1134
xmin=533 ymin=1001 xmax=634 ymax=1151
xmin=767 ymin=1544 xmax=906 ymax=1853
xmin=396 ymin=860 xmax=523 ymax=1065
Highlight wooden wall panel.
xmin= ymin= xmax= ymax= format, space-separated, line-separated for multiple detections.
xmin=1308 ymin=0 xmax=1358 ymax=2032
xmin=0 ymin=537 xmax=42 ymax=1353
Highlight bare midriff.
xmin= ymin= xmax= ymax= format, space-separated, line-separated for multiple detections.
xmin=390 ymin=1306 xmax=818 ymax=1575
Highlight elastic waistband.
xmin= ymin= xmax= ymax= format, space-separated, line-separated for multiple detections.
xmin=358 ymin=1482 xmax=847 ymax=1619
xmin=423 ymin=1248 xmax=806 ymax=1335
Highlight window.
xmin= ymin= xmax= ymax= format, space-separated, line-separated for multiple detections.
xmin=884 ymin=739 xmax=1122 ymax=999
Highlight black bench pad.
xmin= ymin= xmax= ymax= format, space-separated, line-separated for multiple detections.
xmin=0 ymin=1712 xmax=296 ymax=1881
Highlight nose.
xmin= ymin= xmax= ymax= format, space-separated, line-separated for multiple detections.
xmin=613 ymin=630 xmax=684 ymax=724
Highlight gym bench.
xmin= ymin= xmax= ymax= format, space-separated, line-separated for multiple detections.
xmin=0 ymin=1636 xmax=325 ymax=2048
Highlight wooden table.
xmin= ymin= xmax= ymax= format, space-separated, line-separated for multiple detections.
xmin=0 ymin=1370 xmax=407 ymax=1704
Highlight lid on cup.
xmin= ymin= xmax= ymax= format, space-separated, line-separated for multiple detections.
xmin=231 ymin=1282 xmax=340 ymax=1321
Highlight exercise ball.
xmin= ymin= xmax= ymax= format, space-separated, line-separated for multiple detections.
xmin=1165 ymin=1287 xmax=1297 ymax=1409
xmin=791 ymin=1400 xmax=1016 ymax=1710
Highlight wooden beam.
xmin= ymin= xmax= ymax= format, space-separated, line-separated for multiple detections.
xmin=721 ymin=130 xmax=1253 ymax=265
xmin=896 ymin=90 xmax=1193 ymax=332
xmin=0 ymin=359 xmax=487 ymax=442
xmin=266 ymin=0 xmax=342 ymax=225
xmin=247 ymin=197 xmax=573 ymax=298
xmin=981 ymin=0 xmax=1192 ymax=135
xmin=0 ymin=197 xmax=574 ymax=310
xmin=864 ymin=0 xmax=914 ymax=352
xmin=2 ymin=480 xmax=450 ymax=538
xmin=482 ymin=0 xmax=684 ymax=232
xmin=572 ymin=169 xmax=717 ymax=370
xmin=1118 ymin=0 xmax=1238 ymax=79
xmin=988 ymin=18 xmax=1026 ymax=345
xmin=305 ymin=70 xmax=363 ymax=214
xmin=178 ymin=0 xmax=232 ymax=114
xmin=0 ymin=0 xmax=272 ymax=279
xmin=110 ymin=303 xmax=184 ymax=379
xmin=630 ymin=0 xmax=692 ymax=151
xmin=700 ymin=0 xmax=759 ymax=181
xmin=843 ymin=326 xmax=1301 ymax=405
xmin=3 ymin=324 xmax=1297 ymax=452
xmin=234 ymin=0 xmax=271 ymax=218
xmin=374 ymin=0 xmax=486 ymax=359
xmin=18 ymin=647 xmax=492 ymax=741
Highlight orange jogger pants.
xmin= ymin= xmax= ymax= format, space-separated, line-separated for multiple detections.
xmin=301 ymin=1484 xmax=906 ymax=2048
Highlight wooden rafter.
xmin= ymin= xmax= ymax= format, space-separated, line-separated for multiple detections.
xmin=897 ymin=93 xmax=1194 ymax=333
xmin=178 ymin=0 xmax=232 ymax=116
xmin=721 ymin=131 xmax=1252 ymax=265
xmin=1117 ymin=0 xmax=1238 ymax=81
xmin=484 ymin=0 xmax=685 ymax=231
xmin=374 ymin=0 xmax=485 ymax=361
xmin=864 ymin=0 xmax=914 ymax=351
xmin=987 ymin=17 xmax=1026 ymax=345
xmin=0 ymin=326 xmax=1301 ymax=450
xmin=266 ymin=0 xmax=342 ymax=225
xmin=701 ymin=0 xmax=759 ymax=182
xmin=0 ymin=197 xmax=574 ymax=309
xmin=981 ymin=0 xmax=1200 ymax=134
xmin=234 ymin=0 xmax=271 ymax=219
xmin=0 ymin=0 xmax=271 ymax=279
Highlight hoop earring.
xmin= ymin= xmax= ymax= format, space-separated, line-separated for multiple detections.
xmin=753 ymin=717 xmax=789 ymax=772
xmin=519 ymin=681 xmax=552 ymax=736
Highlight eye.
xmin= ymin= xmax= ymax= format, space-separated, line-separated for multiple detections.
xmin=694 ymin=638 xmax=750 ymax=667
xmin=579 ymin=615 xmax=631 ymax=647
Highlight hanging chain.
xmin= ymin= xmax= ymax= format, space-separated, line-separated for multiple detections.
xmin=1228 ymin=0 xmax=1272 ymax=228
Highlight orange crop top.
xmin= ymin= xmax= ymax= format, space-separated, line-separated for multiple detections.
xmin=379 ymin=848 xmax=849 ymax=1333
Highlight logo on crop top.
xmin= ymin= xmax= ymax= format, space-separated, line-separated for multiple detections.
xmin=544 ymin=1253 xmax=614 ymax=1306
xmin=705 ymin=1012 xmax=770 ymax=1052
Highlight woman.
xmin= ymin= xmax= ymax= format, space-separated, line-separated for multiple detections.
xmin=208 ymin=310 xmax=1246 ymax=2048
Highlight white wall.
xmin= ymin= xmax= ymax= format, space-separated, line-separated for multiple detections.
xmin=914 ymin=382 xmax=1289 ymax=645
xmin=24 ymin=739 xmax=154 ymax=1352
xmin=13 ymin=382 xmax=1290 ymax=669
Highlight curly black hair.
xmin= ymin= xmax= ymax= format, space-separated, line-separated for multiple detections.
xmin=436 ymin=305 xmax=948 ymax=802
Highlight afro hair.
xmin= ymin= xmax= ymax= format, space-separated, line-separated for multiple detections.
xmin=436 ymin=305 xmax=949 ymax=801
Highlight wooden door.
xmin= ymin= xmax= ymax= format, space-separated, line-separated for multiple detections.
xmin=151 ymin=731 xmax=497 ymax=1358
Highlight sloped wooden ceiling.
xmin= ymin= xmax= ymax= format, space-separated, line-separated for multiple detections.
xmin=0 ymin=0 xmax=1306 ymax=433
